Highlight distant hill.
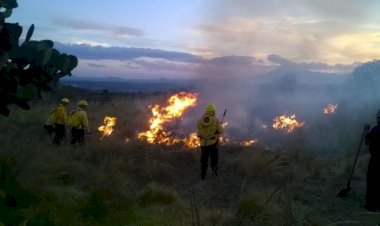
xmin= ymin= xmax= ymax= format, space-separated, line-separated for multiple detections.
xmin=60 ymin=78 xmax=195 ymax=93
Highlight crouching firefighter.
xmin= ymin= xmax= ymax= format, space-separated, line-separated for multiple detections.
xmin=197 ymin=104 xmax=223 ymax=180
xmin=69 ymin=100 xmax=90 ymax=145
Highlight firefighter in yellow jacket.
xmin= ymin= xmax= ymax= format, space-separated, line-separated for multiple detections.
xmin=197 ymin=104 xmax=223 ymax=180
xmin=45 ymin=98 xmax=69 ymax=145
xmin=70 ymin=99 xmax=90 ymax=145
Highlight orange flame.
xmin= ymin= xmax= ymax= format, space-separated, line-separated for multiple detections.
xmin=98 ymin=116 xmax=117 ymax=139
xmin=323 ymin=104 xmax=338 ymax=114
xmin=272 ymin=114 xmax=305 ymax=133
xmin=183 ymin=133 xmax=201 ymax=149
xmin=138 ymin=92 xmax=198 ymax=145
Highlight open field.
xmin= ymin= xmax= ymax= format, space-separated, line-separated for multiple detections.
xmin=1 ymin=85 xmax=380 ymax=225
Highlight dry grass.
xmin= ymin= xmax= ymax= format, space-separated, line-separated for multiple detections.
xmin=0 ymin=88 xmax=379 ymax=225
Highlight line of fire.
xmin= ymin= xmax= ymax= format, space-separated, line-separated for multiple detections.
xmin=96 ymin=92 xmax=339 ymax=150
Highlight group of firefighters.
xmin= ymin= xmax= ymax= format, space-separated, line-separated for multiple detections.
xmin=43 ymin=99 xmax=379 ymax=211
xmin=44 ymin=98 xmax=90 ymax=146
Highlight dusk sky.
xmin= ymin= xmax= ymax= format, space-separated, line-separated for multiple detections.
xmin=8 ymin=0 xmax=380 ymax=79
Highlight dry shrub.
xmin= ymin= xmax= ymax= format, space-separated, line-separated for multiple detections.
xmin=137 ymin=182 xmax=178 ymax=207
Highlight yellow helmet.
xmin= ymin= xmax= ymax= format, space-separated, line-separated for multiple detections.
xmin=206 ymin=104 xmax=216 ymax=112
xmin=61 ymin=98 xmax=70 ymax=104
xmin=78 ymin=99 xmax=88 ymax=106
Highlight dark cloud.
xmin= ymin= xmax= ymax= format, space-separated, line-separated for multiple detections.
xmin=267 ymin=54 xmax=292 ymax=65
xmin=53 ymin=18 xmax=144 ymax=37
xmin=129 ymin=59 xmax=196 ymax=72
xmin=53 ymin=18 xmax=104 ymax=30
xmin=87 ymin=63 xmax=106 ymax=68
xmin=54 ymin=42 xmax=202 ymax=63
xmin=55 ymin=42 xmax=357 ymax=79
xmin=205 ymin=55 xmax=261 ymax=66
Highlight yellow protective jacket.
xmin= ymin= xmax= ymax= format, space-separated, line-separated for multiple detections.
xmin=45 ymin=104 xmax=67 ymax=125
xmin=197 ymin=112 xmax=223 ymax=146
xmin=73 ymin=108 xmax=89 ymax=131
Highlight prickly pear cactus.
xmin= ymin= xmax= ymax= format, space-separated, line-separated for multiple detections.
xmin=0 ymin=0 xmax=78 ymax=116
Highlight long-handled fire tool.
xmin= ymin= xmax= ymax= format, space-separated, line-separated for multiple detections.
xmin=213 ymin=109 xmax=227 ymax=177
xmin=221 ymin=109 xmax=227 ymax=124
xmin=215 ymin=109 xmax=227 ymax=144
xmin=338 ymin=124 xmax=370 ymax=197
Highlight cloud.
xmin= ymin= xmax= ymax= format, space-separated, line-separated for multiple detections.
xmin=54 ymin=42 xmax=276 ymax=79
xmin=54 ymin=42 xmax=202 ymax=63
xmin=53 ymin=18 xmax=104 ymax=30
xmin=55 ymin=42 xmax=357 ymax=79
xmin=192 ymin=0 xmax=380 ymax=64
xmin=53 ymin=18 xmax=143 ymax=37
xmin=267 ymin=54 xmax=358 ymax=74
xmin=267 ymin=55 xmax=292 ymax=65
xmin=194 ymin=17 xmax=326 ymax=61
xmin=205 ymin=55 xmax=262 ymax=65
xmin=87 ymin=62 xmax=106 ymax=68
xmin=110 ymin=57 xmax=199 ymax=74
xmin=204 ymin=0 xmax=379 ymax=22
xmin=299 ymin=0 xmax=377 ymax=21
xmin=112 ymin=26 xmax=143 ymax=37
xmin=197 ymin=55 xmax=275 ymax=78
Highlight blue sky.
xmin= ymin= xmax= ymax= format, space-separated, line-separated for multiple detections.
xmin=7 ymin=0 xmax=380 ymax=79
xmin=10 ymin=1 xmax=206 ymax=50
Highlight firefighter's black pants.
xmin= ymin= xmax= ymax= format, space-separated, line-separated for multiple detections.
xmin=200 ymin=143 xmax=218 ymax=179
xmin=53 ymin=124 xmax=66 ymax=146
xmin=366 ymin=157 xmax=380 ymax=210
xmin=71 ymin=128 xmax=85 ymax=145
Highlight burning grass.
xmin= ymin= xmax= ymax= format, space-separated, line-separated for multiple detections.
xmin=137 ymin=92 xmax=198 ymax=146
xmin=272 ymin=113 xmax=305 ymax=133
xmin=323 ymin=104 xmax=338 ymax=114
xmin=98 ymin=116 xmax=117 ymax=139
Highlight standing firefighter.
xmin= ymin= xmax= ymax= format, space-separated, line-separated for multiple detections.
xmin=364 ymin=110 xmax=380 ymax=211
xmin=44 ymin=98 xmax=69 ymax=145
xmin=197 ymin=104 xmax=223 ymax=180
xmin=69 ymin=99 xmax=90 ymax=145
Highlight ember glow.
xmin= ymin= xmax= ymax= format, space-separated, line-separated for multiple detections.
xmin=240 ymin=139 xmax=258 ymax=147
xmin=138 ymin=92 xmax=198 ymax=145
xmin=98 ymin=116 xmax=117 ymax=139
xmin=272 ymin=114 xmax=305 ymax=133
xmin=323 ymin=104 xmax=338 ymax=114
xmin=219 ymin=136 xmax=230 ymax=145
